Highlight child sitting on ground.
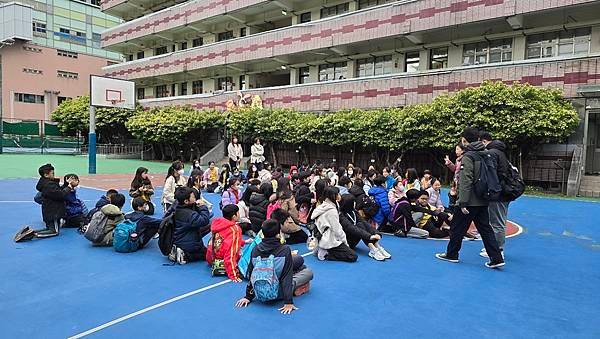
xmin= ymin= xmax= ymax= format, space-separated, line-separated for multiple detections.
xmin=94 ymin=193 xmax=126 ymax=246
xmin=382 ymin=188 xmax=429 ymax=239
xmin=62 ymin=174 xmax=87 ymax=229
xmin=171 ymin=187 xmax=211 ymax=264
xmin=86 ymin=189 xmax=119 ymax=224
xmin=426 ymin=177 xmax=444 ymax=211
xmin=412 ymin=190 xmax=452 ymax=239
xmin=235 ymin=219 xmax=314 ymax=315
xmin=206 ymin=204 xmax=251 ymax=281
xmin=125 ymin=197 xmax=162 ymax=249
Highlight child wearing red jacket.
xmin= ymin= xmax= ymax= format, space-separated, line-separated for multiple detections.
xmin=207 ymin=204 xmax=251 ymax=281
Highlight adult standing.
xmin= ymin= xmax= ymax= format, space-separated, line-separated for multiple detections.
xmin=480 ymin=131 xmax=510 ymax=258
xmin=435 ymin=127 xmax=505 ymax=269
xmin=228 ymin=135 xmax=244 ymax=171
xmin=250 ymin=137 xmax=265 ymax=171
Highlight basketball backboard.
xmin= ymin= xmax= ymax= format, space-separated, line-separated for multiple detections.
xmin=90 ymin=75 xmax=135 ymax=109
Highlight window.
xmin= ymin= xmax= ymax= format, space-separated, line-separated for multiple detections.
xmin=192 ymin=80 xmax=203 ymax=94
xmin=23 ymin=46 xmax=42 ymax=53
xmin=58 ymin=50 xmax=78 ymax=58
xmin=171 ymin=44 xmax=176 ymax=52
xmin=404 ymin=52 xmax=420 ymax=72
xmin=358 ymin=0 xmax=393 ymax=9
xmin=127 ymin=54 xmax=134 ymax=61
xmin=319 ymin=62 xmax=347 ymax=82
xmin=155 ymin=46 xmax=168 ymax=55
xmin=217 ymin=77 xmax=233 ymax=91
xmin=155 ymin=85 xmax=168 ymax=98
xmin=320 ymin=3 xmax=349 ymax=19
xmin=15 ymin=93 xmax=44 ymax=104
xmin=180 ymin=42 xmax=188 ymax=50
xmin=76 ymin=31 xmax=86 ymax=39
xmin=92 ymin=33 xmax=101 ymax=47
xmin=240 ymin=28 xmax=247 ymax=37
xmin=180 ymin=82 xmax=188 ymax=96
xmin=23 ymin=68 xmax=43 ymax=75
xmin=356 ymin=55 xmax=393 ymax=77
xmin=33 ymin=21 xmax=46 ymax=34
xmin=463 ymin=38 xmax=512 ymax=65
xmin=192 ymin=37 xmax=203 ymax=47
xmin=526 ymin=28 xmax=591 ymax=59
xmin=57 ymin=70 xmax=79 ymax=79
xmin=58 ymin=96 xmax=70 ymax=104
xmin=137 ymin=88 xmax=145 ymax=100
xmin=300 ymin=12 xmax=311 ymax=23
xmin=137 ymin=51 xmax=144 ymax=59
xmin=59 ymin=28 xmax=70 ymax=34
xmin=299 ymin=66 xmax=310 ymax=84
xmin=91 ymin=0 xmax=100 ymax=5
xmin=217 ymin=31 xmax=234 ymax=42
xmin=430 ymin=47 xmax=448 ymax=70
xmin=239 ymin=76 xmax=246 ymax=90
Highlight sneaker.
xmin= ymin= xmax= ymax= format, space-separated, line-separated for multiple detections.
xmin=378 ymin=246 xmax=392 ymax=259
xmin=480 ymin=249 xmax=504 ymax=259
xmin=168 ymin=245 xmax=177 ymax=262
xmin=176 ymin=247 xmax=187 ymax=265
xmin=316 ymin=247 xmax=328 ymax=261
xmin=369 ymin=249 xmax=386 ymax=261
xmin=435 ymin=253 xmax=459 ymax=263
xmin=394 ymin=230 xmax=407 ymax=238
xmin=485 ymin=261 xmax=505 ymax=269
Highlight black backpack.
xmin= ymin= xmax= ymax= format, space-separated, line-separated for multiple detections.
xmin=388 ymin=199 xmax=411 ymax=233
xmin=502 ymin=161 xmax=525 ymax=201
xmin=158 ymin=212 xmax=175 ymax=256
xmin=359 ymin=195 xmax=380 ymax=218
xmin=465 ymin=151 xmax=502 ymax=201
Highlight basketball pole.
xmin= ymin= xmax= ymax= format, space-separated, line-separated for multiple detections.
xmin=89 ymin=105 xmax=96 ymax=174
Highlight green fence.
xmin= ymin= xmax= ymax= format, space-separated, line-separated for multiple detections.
xmin=1 ymin=119 xmax=82 ymax=154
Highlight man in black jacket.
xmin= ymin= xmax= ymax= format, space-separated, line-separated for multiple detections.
xmin=34 ymin=164 xmax=75 ymax=238
xmin=235 ymin=219 xmax=313 ymax=315
xmin=481 ymin=132 xmax=510 ymax=257
xmin=171 ymin=187 xmax=211 ymax=264
xmin=436 ymin=128 xmax=505 ymax=269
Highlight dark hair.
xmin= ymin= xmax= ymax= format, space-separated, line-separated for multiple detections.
xmin=338 ymin=176 xmax=352 ymax=187
xmin=261 ymin=219 xmax=280 ymax=238
xmin=276 ymin=178 xmax=293 ymax=200
xmin=393 ymin=180 xmax=404 ymax=189
xmin=175 ymin=187 xmax=194 ymax=204
xmin=254 ymin=137 xmax=261 ymax=144
xmin=38 ymin=163 xmax=54 ymax=177
xmin=423 ymin=169 xmax=432 ymax=175
xmin=456 ymin=143 xmax=466 ymax=151
xmin=259 ymin=182 xmax=273 ymax=198
xmin=406 ymin=189 xmax=421 ymax=202
xmin=249 ymin=178 xmax=261 ymax=186
xmin=187 ymin=168 xmax=204 ymax=188
xmin=373 ymin=175 xmax=386 ymax=187
xmin=461 ymin=127 xmax=480 ymax=143
xmin=431 ymin=177 xmax=441 ymax=186
xmin=367 ymin=169 xmax=377 ymax=179
xmin=231 ymin=135 xmax=239 ymax=143
xmin=299 ymin=171 xmax=311 ymax=180
xmin=354 ymin=167 xmax=363 ymax=177
xmin=383 ymin=166 xmax=390 ymax=174
xmin=131 ymin=167 xmax=150 ymax=190
xmin=111 ymin=193 xmax=126 ymax=209
xmin=208 ymin=161 xmax=215 ymax=166
xmin=337 ymin=167 xmax=346 ymax=178
xmin=314 ymin=178 xmax=329 ymax=202
xmin=106 ymin=189 xmax=118 ymax=196
xmin=321 ymin=186 xmax=340 ymax=204
xmin=132 ymin=197 xmax=147 ymax=210
xmin=226 ymin=177 xmax=239 ymax=190
xmin=166 ymin=160 xmax=184 ymax=182
xmin=222 ymin=204 xmax=240 ymax=220
xmin=406 ymin=168 xmax=419 ymax=182
xmin=62 ymin=173 xmax=79 ymax=188
xmin=270 ymin=208 xmax=289 ymax=225
xmin=418 ymin=189 xmax=429 ymax=197
xmin=339 ymin=194 xmax=356 ymax=214
xmin=242 ymin=185 xmax=259 ymax=204
xmin=480 ymin=131 xmax=493 ymax=142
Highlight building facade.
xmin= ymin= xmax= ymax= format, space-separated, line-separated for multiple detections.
xmin=0 ymin=0 xmax=121 ymax=122
xmin=101 ymin=0 xmax=600 ymax=179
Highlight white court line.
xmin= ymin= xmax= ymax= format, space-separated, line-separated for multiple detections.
xmin=69 ymin=250 xmax=315 ymax=338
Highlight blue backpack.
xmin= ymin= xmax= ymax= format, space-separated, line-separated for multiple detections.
xmin=250 ymin=255 xmax=279 ymax=302
xmin=113 ymin=219 xmax=139 ymax=253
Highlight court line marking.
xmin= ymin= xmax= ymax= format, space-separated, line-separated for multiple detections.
xmin=68 ymin=251 xmax=315 ymax=338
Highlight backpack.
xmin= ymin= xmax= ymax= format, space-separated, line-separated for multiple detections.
xmin=265 ymin=200 xmax=281 ymax=219
xmin=465 ymin=151 xmax=502 ymax=201
xmin=84 ymin=210 xmax=109 ymax=243
xmin=250 ymin=255 xmax=280 ymax=302
xmin=238 ymin=232 xmax=263 ymax=278
xmin=158 ymin=213 xmax=175 ymax=256
xmin=388 ymin=199 xmax=411 ymax=233
xmin=113 ymin=219 xmax=139 ymax=253
xmin=502 ymin=161 xmax=525 ymax=201
xmin=360 ymin=195 xmax=380 ymax=218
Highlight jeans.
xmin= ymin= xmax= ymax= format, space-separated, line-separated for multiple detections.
xmin=488 ymin=201 xmax=509 ymax=250
xmin=445 ymin=206 xmax=503 ymax=263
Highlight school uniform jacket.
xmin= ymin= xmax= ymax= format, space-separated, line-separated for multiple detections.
xmin=206 ymin=217 xmax=244 ymax=281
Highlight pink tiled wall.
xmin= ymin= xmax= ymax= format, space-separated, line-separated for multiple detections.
xmin=140 ymin=57 xmax=600 ymax=111
xmin=100 ymin=0 xmax=127 ymax=11
xmin=104 ymin=0 xmax=598 ymax=79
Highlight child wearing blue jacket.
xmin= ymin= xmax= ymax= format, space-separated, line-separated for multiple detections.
xmin=368 ymin=175 xmax=391 ymax=229
xmin=62 ymin=174 xmax=87 ymax=229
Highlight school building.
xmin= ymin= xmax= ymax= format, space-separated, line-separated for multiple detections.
xmin=0 ymin=0 xmax=121 ymax=123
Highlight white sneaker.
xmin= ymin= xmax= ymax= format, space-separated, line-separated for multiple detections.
xmin=168 ymin=245 xmax=177 ymax=262
xmin=369 ymin=249 xmax=386 ymax=261
xmin=377 ymin=246 xmax=391 ymax=259
xmin=316 ymin=247 xmax=328 ymax=261
xmin=176 ymin=247 xmax=187 ymax=265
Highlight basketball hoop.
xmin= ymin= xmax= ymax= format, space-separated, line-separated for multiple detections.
xmin=109 ymin=99 xmax=126 ymax=107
